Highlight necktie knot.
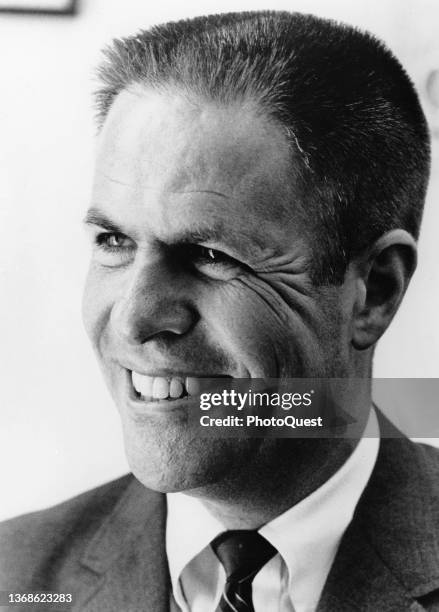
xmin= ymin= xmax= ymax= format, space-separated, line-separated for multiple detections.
xmin=211 ymin=530 xmax=276 ymax=583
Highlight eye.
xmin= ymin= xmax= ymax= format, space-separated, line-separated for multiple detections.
xmin=183 ymin=245 xmax=237 ymax=266
xmin=205 ymin=248 xmax=216 ymax=260
xmin=92 ymin=231 xmax=136 ymax=267
xmin=103 ymin=234 xmax=124 ymax=248
xmin=96 ymin=231 xmax=133 ymax=251
xmin=198 ymin=246 xmax=234 ymax=264
xmin=179 ymin=244 xmax=247 ymax=280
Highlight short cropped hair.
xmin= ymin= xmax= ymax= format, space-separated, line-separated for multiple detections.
xmin=95 ymin=11 xmax=430 ymax=284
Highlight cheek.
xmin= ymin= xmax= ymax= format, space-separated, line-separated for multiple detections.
xmin=196 ymin=274 xmax=345 ymax=377
xmin=82 ymin=266 xmax=112 ymax=351
xmin=197 ymin=278 xmax=306 ymax=376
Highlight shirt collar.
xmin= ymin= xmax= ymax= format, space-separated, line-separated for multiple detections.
xmin=260 ymin=408 xmax=379 ymax=608
xmin=166 ymin=408 xmax=379 ymax=603
xmin=166 ymin=486 xmax=225 ymax=599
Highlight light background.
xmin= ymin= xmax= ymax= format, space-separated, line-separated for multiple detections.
xmin=0 ymin=0 xmax=438 ymax=521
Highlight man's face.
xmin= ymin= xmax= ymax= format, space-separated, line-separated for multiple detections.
xmin=83 ymin=88 xmax=353 ymax=492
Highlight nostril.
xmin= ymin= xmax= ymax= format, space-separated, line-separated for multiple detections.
xmin=111 ymin=297 xmax=199 ymax=345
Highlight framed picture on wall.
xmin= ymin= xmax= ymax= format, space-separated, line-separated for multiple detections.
xmin=0 ymin=0 xmax=76 ymax=14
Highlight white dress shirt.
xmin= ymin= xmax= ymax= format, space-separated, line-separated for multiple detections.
xmin=166 ymin=409 xmax=379 ymax=612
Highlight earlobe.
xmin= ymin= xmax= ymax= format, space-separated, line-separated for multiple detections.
xmin=351 ymin=230 xmax=417 ymax=351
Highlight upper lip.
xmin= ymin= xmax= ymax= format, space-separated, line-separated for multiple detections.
xmin=120 ymin=364 xmax=231 ymax=378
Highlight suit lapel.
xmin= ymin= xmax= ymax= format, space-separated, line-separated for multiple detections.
xmin=70 ymin=476 xmax=170 ymax=612
xmin=317 ymin=522 xmax=425 ymax=611
xmin=319 ymin=412 xmax=439 ymax=611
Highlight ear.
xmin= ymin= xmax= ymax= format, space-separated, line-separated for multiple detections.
xmin=351 ymin=230 xmax=417 ymax=350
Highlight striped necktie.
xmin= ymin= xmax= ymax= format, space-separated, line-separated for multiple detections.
xmin=211 ymin=530 xmax=277 ymax=612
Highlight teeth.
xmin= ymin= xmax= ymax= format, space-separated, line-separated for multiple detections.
xmin=152 ymin=377 xmax=169 ymax=399
xmin=170 ymin=378 xmax=184 ymax=399
xmin=131 ymin=372 xmax=200 ymax=401
xmin=186 ymin=377 xmax=200 ymax=396
xmin=132 ymin=372 xmax=153 ymax=398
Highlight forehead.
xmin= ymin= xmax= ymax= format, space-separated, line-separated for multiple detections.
xmin=93 ymin=87 xmax=303 ymax=250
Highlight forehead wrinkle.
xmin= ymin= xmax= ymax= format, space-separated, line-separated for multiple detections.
xmin=97 ymin=171 xmax=131 ymax=187
xmin=145 ymin=186 xmax=230 ymax=199
xmin=172 ymin=189 xmax=229 ymax=199
xmin=96 ymin=171 xmax=230 ymax=201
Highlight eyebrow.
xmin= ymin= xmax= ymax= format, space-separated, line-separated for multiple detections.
xmin=83 ymin=209 xmax=123 ymax=233
xmin=84 ymin=207 xmax=228 ymax=243
xmin=83 ymin=207 xmax=263 ymax=258
xmin=174 ymin=226 xmax=230 ymax=245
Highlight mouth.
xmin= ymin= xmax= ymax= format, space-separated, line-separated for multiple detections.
xmin=126 ymin=370 xmax=235 ymax=416
xmin=131 ymin=372 xmax=202 ymax=402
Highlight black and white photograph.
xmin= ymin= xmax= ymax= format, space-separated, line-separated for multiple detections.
xmin=0 ymin=1 xmax=438 ymax=610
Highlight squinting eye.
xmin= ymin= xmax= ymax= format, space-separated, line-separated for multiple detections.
xmin=202 ymin=247 xmax=228 ymax=263
xmin=189 ymin=245 xmax=237 ymax=266
xmin=105 ymin=234 xmax=124 ymax=248
xmin=177 ymin=244 xmax=247 ymax=280
xmin=91 ymin=231 xmax=136 ymax=267
xmin=96 ymin=232 xmax=134 ymax=251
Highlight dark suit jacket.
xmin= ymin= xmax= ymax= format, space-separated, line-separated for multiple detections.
xmin=2 ymin=422 xmax=439 ymax=611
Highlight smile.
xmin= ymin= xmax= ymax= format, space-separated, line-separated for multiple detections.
xmin=131 ymin=372 xmax=201 ymax=401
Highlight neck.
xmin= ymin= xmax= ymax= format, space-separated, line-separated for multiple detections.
xmin=188 ymin=436 xmax=359 ymax=529
xmin=187 ymin=378 xmax=372 ymax=529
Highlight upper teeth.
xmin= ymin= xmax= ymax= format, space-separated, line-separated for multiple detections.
xmin=131 ymin=372 xmax=200 ymax=400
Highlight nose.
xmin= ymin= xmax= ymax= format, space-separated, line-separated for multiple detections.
xmin=110 ymin=258 xmax=197 ymax=345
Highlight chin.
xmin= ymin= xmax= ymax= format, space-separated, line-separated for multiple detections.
xmin=122 ymin=421 xmax=255 ymax=494
xmin=129 ymin=464 xmax=198 ymax=494
xmin=126 ymin=452 xmax=228 ymax=494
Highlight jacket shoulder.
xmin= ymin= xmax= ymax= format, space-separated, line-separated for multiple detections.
xmin=415 ymin=440 xmax=439 ymax=506
xmin=0 ymin=474 xmax=133 ymax=590
xmin=404 ymin=439 xmax=439 ymax=499
xmin=417 ymin=439 xmax=439 ymax=469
